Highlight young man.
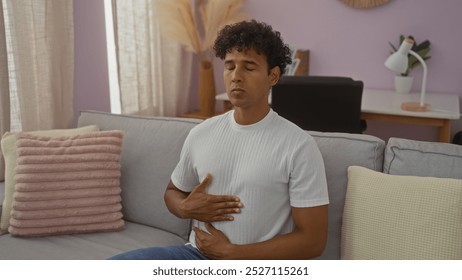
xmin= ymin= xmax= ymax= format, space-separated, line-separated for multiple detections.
xmin=110 ymin=20 xmax=329 ymax=260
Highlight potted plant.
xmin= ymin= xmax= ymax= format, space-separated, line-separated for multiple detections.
xmin=389 ymin=35 xmax=431 ymax=93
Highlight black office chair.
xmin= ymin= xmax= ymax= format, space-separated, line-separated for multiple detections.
xmin=271 ymin=76 xmax=365 ymax=133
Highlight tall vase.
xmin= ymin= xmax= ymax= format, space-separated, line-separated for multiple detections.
xmin=198 ymin=60 xmax=216 ymax=117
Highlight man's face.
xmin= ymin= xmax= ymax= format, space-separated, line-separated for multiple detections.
xmin=223 ymin=48 xmax=279 ymax=110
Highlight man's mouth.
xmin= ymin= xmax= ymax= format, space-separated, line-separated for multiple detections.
xmin=230 ymin=88 xmax=244 ymax=94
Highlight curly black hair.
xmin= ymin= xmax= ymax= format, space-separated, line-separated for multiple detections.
xmin=213 ymin=20 xmax=292 ymax=75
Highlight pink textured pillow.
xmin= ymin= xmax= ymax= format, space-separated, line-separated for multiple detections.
xmin=9 ymin=130 xmax=125 ymax=237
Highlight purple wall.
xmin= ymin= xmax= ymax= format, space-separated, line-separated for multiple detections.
xmin=239 ymin=0 xmax=462 ymax=142
xmin=242 ymin=0 xmax=462 ymax=95
xmin=73 ymin=0 xmax=110 ymax=125
xmin=74 ymin=0 xmax=462 ymax=142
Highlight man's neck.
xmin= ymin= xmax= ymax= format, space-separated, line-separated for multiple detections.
xmin=233 ymin=105 xmax=271 ymax=125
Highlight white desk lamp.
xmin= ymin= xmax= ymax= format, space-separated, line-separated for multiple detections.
xmin=385 ymin=37 xmax=430 ymax=112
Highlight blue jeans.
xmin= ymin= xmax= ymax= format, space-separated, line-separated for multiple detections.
xmin=108 ymin=244 xmax=209 ymax=260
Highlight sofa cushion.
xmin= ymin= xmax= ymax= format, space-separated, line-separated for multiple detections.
xmin=342 ymin=166 xmax=462 ymax=259
xmin=0 ymin=221 xmax=186 ymax=260
xmin=307 ymin=131 xmax=385 ymax=260
xmin=77 ymin=111 xmax=201 ymax=240
xmin=8 ymin=131 xmax=125 ymax=237
xmin=0 ymin=125 xmax=100 ymax=234
xmin=384 ymin=137 xmax=462 ymax=179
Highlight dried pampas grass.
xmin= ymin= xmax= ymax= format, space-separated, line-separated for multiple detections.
xmin=155 ymin=0 xmax=247 ymax=56
xmin=155 ymin=0 xmax=201 ymax=53
xmin=200 ymin=0 xmax=247 ymax=52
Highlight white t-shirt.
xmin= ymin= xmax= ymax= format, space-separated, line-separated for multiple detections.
xmin=171 ymin=109 xmax=329 ymax=246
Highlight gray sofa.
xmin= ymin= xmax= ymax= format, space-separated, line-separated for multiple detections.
xmin=0 ymin=110 xmax=461 ymax=260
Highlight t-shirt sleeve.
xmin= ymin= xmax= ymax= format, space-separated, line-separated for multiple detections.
xmin=171 ymin=131 xmax=199 ymax=192
xmin=289 ymin=137 xmax=329 ymax=207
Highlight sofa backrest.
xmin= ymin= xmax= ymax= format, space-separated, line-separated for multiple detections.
xmin=77 ymin=110 xmax=386 ymax=259
xmin=384 ymin=137 xmax=462 ymax=179
xmin=78 ymin=111 xmax=201 ymax=241
xmin=308 ymin=131 xmax=385 ymax=259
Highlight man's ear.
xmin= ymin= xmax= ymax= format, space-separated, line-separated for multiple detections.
xmin=269 ymin=66 xmax=281 ymax=86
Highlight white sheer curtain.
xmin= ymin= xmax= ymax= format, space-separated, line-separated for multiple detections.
xmin=110 ymin=0 xmax=192 ymax=117
xmin=0 ymin=0 xmax=9 ymax=180
xmin=0 ymin=0 xmax=74 ymax=180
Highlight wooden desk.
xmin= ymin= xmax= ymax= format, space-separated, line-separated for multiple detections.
xmin=361 ymin=89 xmax=460 ymax=143
xmin=216 ymin=89 xmax=461 ymax=143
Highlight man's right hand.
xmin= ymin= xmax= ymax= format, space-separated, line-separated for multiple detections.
xmin=177 ymin=174 xmax=243 ymax=222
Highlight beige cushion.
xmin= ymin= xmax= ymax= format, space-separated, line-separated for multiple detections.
xmin=342 ymin=166 xmax=462 ymax=260
xmin=8 ymin=130 xmax=125 ymax=237
xmin=0 ymin=125 xmax=99 ymax=234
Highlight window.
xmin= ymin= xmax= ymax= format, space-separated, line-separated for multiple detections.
xmin=104 ymin=0 xmax=121 ymax=114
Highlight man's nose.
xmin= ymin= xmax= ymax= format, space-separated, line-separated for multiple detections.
xmin=231 ymin=68 xmax=243 ymax=83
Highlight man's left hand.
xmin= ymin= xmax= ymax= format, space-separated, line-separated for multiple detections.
xmin=193 ymin=223 xmax=235 ymax=259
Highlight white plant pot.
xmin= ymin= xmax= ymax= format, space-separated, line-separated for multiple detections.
xmin=394 ymin=76 xmax=413 ymax=94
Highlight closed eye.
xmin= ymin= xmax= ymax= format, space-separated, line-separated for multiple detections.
xmin=224 ymin=64 xmax=235 ymax=71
